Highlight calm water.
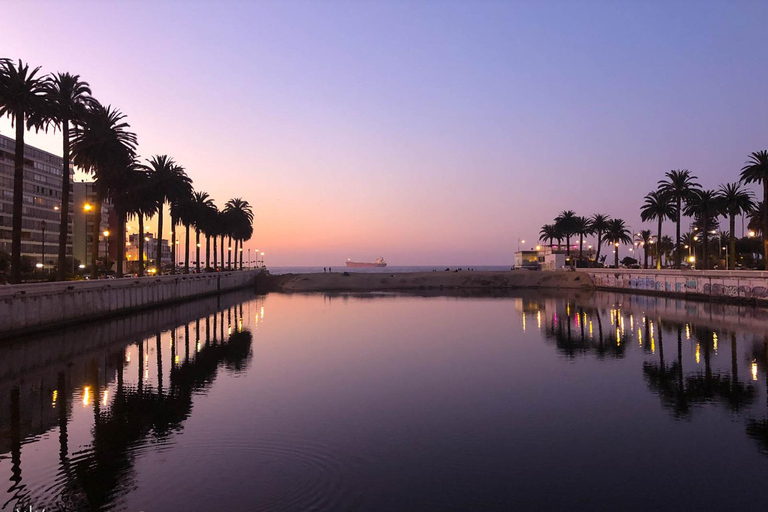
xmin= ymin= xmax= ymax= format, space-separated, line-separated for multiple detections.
xmin=270 ymin=265 xmax=511 ymax=274
xmin=2 ymin=289 xmax=768 ymax=511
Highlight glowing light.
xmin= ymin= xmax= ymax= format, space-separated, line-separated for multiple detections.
xmin=695 ymin=344 xmax=700 ymax=364
xmin=616 ymin=329 xmax=621 ymax=346
xmin=83 ymin=386 xmax=91 ymax=406
xmin=752 ymin=360 xmax=759 ymax=381
xmin=103 ymin=230 xmax=110 ymax=237
xmin=589 ymin=320 xmax=593 ymax=337
xmin=83 ymin=203 xmax=92 ymax=212
xmin=748 ymin=231 xmax=756 ymax=238
xmin=175 ymin=355 xmax=180 ymax=364
xmin=52 ymin=389 xmax=58 ymax=407
xmin=126 ymin=351 xmax=131 ymax=362
xmin=713 ymin=332 xmax=718 ymax=352
xmin=638 ymin=328 xmax=642 ymax=345
xmin=522 ymin=314 xmax=526 ymax=332
xmin=102 ymin=390 xmax=109 ymax=406
xmin=537 ymin=311 xmax=541 ymax=329
xmin=685 ymin=324 xmax=691 ymax=340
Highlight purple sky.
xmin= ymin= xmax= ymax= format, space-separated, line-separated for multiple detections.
xmin=2 ymin=1 xmax=767 ymax=265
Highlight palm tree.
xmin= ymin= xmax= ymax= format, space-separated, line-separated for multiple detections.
xmin=637 ymin=229 xmax=653 ymax=268
xmin=71 ymin=102 xmax=137 ymax=277
xmin=123 ymin=170 xmax=156 ymax=277
xmin=591 ymin=214 xmax=610 ymax=265
xmin=224 ymin=198 xmax=254 ymax=270
xmin=190 ymin=191 xmax=215 ymax=272
xmin=684 ymin=189 xmax=723 ymax=270
xmin=0 ymin=59 xmax=48 ymax=283
xmin=658 ymin=170 xmax=700 ymax=268
xmin=573 ymin=216 xmax=593 ymax=261
xmin=747 ymin=201 xmax=765 ymax=238
xmin=539 ymin=224 xmax=560 ymax=250
xmin=171 ymin=191 xmax=196 ymax=274
xmin=718 ymin=182 xmax=755 ymax=269
xmin=604 ymin=218 xmax=632 ymax=269
xmin=143 ymin=156 xmax=192 ymax=273
xmin=44 ymin=73 xmax=92 ymax=280
xmin=659 ymin=235 xmax=674 ymax=267
xmin=640 ymin=190 xmax=678 ymax=269
xmin=740 ymin=151 xmax=768 ymax=264
xmin=555 ymin=210 xmax=578 ymax=256
xmin=110 ymin=161 xmax=148 ymax=277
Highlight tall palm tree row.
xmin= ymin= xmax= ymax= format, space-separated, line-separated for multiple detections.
xmin=554 ymin=210 xmax=578 ymax=256
xmin=684 ymin=189 xmax=722 ymax=270
xmin=740 ymin=152 xmax=768 ymax=264
xmin=1 ymin=56 xmax=257 ymax=280
xmin=190 ymin=191 xmax=215 ymax=272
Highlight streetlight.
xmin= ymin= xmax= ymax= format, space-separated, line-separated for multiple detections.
xmin=83 ymin=203 xmax=92 ymax=271
xmin=103 ymin=230 xmax=110 ymax=267
xmin=517 ymin=238 xmax=525 ymax=252
xmin=260 ymin=252 xmax=265 ymax=268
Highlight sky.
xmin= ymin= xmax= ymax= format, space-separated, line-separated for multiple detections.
xmin=2 ymin=0 xmax=768 ymax=266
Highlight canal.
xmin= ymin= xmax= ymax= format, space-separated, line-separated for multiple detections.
xmin=1 ymin=289 xmax=768 ymax=511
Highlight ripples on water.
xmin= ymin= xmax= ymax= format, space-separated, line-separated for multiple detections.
xmin=1 ymin=289 xmax=768 ymax=511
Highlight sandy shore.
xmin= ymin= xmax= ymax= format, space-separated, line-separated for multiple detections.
xmin=262 ymin=270 xmax=594 ymax=293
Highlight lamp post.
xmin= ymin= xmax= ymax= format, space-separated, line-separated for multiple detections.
xmin=83 ymin=203 xmax=92 ymax=274
xmin=103 ymin=230 xmax=110 ymax=269
xmin=517 ymin=238 xmax=526 ymax=252
xmin=260 ymin=252 xmax=265 ymax=268
xmin=248 ymin=248 xmax=251 ymax=270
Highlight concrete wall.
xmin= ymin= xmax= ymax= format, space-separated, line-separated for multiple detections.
xmin=0 ymin=271 xmax=259 ymax=338
xmin=587 ymin=269 xmax=768 ymax=303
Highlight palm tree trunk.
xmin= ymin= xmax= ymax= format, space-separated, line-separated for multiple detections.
xmin=116 ymin=211 xmax=126 ymax=277
xmin=156 ymin=203 xmax=164 ymax=272
xmin=227 ymin=236 xmax=232 ymax=269
xmin=184 ymin=222 xmax=190 ymax=274
xmin=220 ymin=234 xmax=225 ymax=270
xmin=702 ymin=219 xmax=710 ymax=270
xmin=240 ymin=242 xmax=244 ymax=270
xmin=213 ymin=235 xmax=217 ymax=270
xmin=644 ymin=246 xmax=648 ymax=269
xmin=675 ymin=198 xmax=682 ymax=269
xmin=170 ymin=217 xmax=177 ymax=275
xmin=196 ymin=229 xmax=201 ymax=273
xmin=566 ymin=235 xmax=571 ymax=256
xmin=730 ymin=213 xmax=737 ymax=270
xmin=91 ymin=199 xmax=102 ymax=278
xmin=614 ymin=246 xmax=619 ymax=269
xmin=595 ymin=232 xmax=602 ymax=263
xmin=57 ymin=119 xmax=70 ymax=281
xmin=578 ymin=234 xmax=584 ymax=260
xmin=206 ymin=234 xmax=210 ymax=270
xmin=138 ymin=216 xmax=145 ymax=277
xmin=657 ymin=218 xmax=662 ymax=270
xmin=10 ymin=113 xmax=25 ymax=284
xmin=763 ymin=181 xmax=768 ymax=265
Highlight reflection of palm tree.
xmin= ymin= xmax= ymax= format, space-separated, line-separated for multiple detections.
xmin=746 ymin=338 xmax=768 ymax=454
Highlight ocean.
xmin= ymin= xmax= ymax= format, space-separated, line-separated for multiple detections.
xmin=268 ymin=265 xmax=513 ymax=275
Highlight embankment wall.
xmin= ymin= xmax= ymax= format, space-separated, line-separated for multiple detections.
xmin=0 ymin=271 xmax=259 ymax=338
xmin=587 ymin=269 xmax=768 ymax=304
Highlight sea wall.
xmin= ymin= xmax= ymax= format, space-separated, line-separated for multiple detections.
xmin=587 ymin=269 xmax=768 ymax=304
xmin=262 ymin=270 xmax=594 ymax=293
xmin=0 ymin=271 xmax=260 ymax=338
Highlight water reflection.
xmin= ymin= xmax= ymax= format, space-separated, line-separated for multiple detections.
xmin=0 ymin=291 xmax=258 ymax=511
xmin=1 ymin=289 xmax=768 ymax=510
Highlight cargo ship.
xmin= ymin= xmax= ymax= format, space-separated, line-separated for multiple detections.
xmin=346 ymin=257 xmax=387 ymax=268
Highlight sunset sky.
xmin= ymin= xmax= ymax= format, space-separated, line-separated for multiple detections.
xmin=2 ymin=1 xmax=767 ymax=266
